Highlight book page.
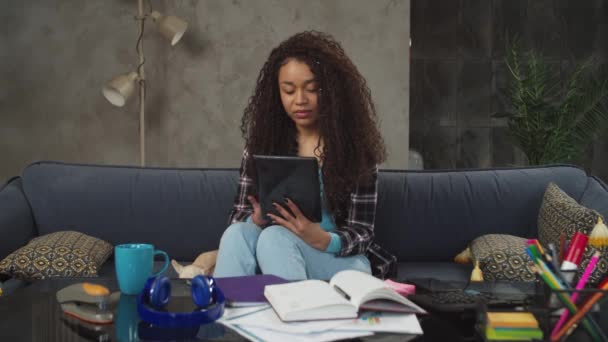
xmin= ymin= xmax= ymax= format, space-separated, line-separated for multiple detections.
xmin=223 ymin=306 xmax=353 ymax=334
xmin=264 ymin=280 xmax=354 ymax=320
xmin=224 ymin=322 xmax=373 ymax=342
xmin=329 ymin=270 xmax=389 ymax=306
xmin=334 ymin=311 xmax=423 ymax=334
xmin=329 ymin=270 xmax=426 ymax=314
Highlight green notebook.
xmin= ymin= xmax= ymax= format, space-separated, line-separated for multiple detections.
xmin=485 ymin=326 xmax=543 ymax=341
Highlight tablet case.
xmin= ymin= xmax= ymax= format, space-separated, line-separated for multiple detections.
xmin=253 ymin=155 xmax=322 ymax=222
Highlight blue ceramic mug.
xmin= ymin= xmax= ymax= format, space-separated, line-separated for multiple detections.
xmin=115 ymin=244 xmax=169 ymax=295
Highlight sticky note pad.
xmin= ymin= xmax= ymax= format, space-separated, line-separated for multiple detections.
xmin=486 ymin=312 xmax=539 ymax=328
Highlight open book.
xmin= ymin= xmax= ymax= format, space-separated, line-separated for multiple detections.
xmin=264 ymin=270 xmax=426 ymax=322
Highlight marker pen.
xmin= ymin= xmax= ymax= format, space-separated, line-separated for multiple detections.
xmin=560 ymin=232 xmax=588 ymax=284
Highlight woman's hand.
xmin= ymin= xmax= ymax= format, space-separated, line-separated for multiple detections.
xmin=267 ymin=198 xmax=331 ymax=251
xmin=247 ymin=195 xmax=269 ymax=227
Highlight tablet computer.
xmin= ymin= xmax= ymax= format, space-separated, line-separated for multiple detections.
xmin=252 ymin=155 xmax=322 ymax=222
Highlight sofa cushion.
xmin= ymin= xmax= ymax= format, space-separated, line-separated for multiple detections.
xmin=0 ymin=231 xmax=112 ymax=280
xmin=470 ymin=234 xmax=536 ymax=281
xmin=538 ymin=183 xmax=607 ymax=286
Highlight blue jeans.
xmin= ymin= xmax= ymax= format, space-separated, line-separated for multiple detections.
xmin=213 ymin=222 xmax=371 ymax=280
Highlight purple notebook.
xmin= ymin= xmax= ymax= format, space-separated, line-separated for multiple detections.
xmin=215 ymin=274 xmax=289 ymax=307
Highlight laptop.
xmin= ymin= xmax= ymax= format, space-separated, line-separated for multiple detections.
xmin=252 ymin=155 xmax=322 ymax=223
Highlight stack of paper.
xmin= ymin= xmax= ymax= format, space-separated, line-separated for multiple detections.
xmin=216 ymin=272 xmax=424 ymax=342
xmin=219 ymin=306 xmax=423 ymax=342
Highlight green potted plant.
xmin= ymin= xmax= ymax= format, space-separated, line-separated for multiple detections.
xmin=495 ymin=39 xmax=608 ymax=165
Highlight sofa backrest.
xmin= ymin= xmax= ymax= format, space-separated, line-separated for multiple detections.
xmin=21 ymin=162 xmax=599 ymax=262
xmin=374 ymin=166 xmax=595 ymax=262
xmin=22 ymin=162 xmax=238 ymax=261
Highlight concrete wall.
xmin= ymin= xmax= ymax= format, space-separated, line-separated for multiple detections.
xmin=0 ymin=0 xmax=410 ymax=182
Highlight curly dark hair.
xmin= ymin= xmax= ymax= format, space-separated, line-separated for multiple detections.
xmin=241 ymin=30 xmax=386 ymax=216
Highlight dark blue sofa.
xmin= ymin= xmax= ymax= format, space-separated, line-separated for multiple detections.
xmin=1 ymin=161 xmax=607 ymax=287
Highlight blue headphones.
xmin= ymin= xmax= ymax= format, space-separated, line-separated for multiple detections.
xmin=137 ymin=275 xmax=225 ymax=327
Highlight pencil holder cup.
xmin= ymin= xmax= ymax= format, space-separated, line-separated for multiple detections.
xmin=535 ymin=270 xmax=608 ymax=339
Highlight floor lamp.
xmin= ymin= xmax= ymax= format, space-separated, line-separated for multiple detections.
xmin=102 ymin=0 xmax=187 ymax=166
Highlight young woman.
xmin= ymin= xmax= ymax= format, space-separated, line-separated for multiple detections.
xmin=214 ymin=31 xmax=391 ymax=280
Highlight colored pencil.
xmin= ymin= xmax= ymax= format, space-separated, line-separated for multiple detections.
xmin=550 ymin=277 xmax=608 ymax=341
xmin=527 ymin=247 xmax=602 ymax=341
xmin=551 ymin=251 xmax=601 ymax=338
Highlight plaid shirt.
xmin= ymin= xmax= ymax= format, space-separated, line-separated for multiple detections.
xmin=228 ymin=150 xmax=397 ymax=279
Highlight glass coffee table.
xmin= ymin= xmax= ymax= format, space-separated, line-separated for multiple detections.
xmin=0 ymin=277 xmax=493 ymax=342
xmin=4 ymin=277 xmax=606 ymax=341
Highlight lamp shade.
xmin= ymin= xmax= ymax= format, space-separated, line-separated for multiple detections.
xmin=150 ymin=11 xmax=188 ymax=46
xmin=102 ymin=71 xmax=138 ymax=107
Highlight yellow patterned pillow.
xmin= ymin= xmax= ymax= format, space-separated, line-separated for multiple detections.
xmin=538 ymin=183 xmax=600 ymax=249
xmin=0 ymin=231 xmax=113 ymax=280
xmin=470 ymin=234 xmax=536 ymax=281
xmin=538 ymin=183 xmax=607 ymax=286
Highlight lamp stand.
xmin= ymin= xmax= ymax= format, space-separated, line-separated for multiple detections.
xmin=103 ymin=1 xmax=187 ymax=166
xmin=137 ymin=0 xmax=146 ymax=167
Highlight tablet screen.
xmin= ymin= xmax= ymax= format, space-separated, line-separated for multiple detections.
xmin=253 ymin=155 xmax=322 ymax=223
